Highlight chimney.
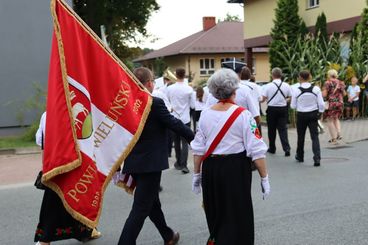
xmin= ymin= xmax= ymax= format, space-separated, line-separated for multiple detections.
xmin=203 ymin=17 xmax=216 ymax=31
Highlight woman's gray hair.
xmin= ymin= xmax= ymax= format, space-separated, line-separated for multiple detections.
xmin=207 ymin=68 xmax=239 ymax=100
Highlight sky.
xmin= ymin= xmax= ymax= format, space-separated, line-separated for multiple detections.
xmin=138 ymin=0 xmax=244 ymax=50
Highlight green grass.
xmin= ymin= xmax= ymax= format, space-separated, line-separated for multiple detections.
xmin=0 ymin=137 xmax=37 ymax=149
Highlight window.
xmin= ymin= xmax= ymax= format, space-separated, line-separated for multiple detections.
xmin=220 ymin=57 xmax=233 ymax=63
xmin=307 ymin=0 xmax=319 ymax=8
xmin=200 ymin=58 xmax=215 ymax=76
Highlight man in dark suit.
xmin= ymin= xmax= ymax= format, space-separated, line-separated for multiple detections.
xmin=118 ymin=67 xmax=194 ymax=245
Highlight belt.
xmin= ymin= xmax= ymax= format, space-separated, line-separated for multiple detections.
xmin=209 ymin=154 xmax=229 ymax=158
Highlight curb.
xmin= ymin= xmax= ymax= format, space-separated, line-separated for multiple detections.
xmin=0 ymin=147 xmax=41 ymax=156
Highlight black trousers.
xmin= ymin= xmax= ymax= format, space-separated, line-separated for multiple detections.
xmin=119 ymin=172 xmax=173 ymax=245
xmin=266 ymin=106 xmax=290 ymax=152
xmin=167 ymin=130 xmax=173 ymax=157
xmin=296 ymin=110 xmax=321 ymax=162
xmin=173 ymin=122 xmax=190 ymax=168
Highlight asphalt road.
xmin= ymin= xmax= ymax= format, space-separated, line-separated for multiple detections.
xmin=1 ymin=140 xmax=368 ymax=245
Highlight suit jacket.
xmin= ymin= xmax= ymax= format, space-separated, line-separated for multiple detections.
xmin=123 ymin=97 xmax=194 ymax=174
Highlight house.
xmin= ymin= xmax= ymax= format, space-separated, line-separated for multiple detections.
xmin=0 ymin=0 xmax=72 ymax=135
xmin=228 ymin=0 xmax=367 ymax=80
xmin=135 ymin=17 xmax=247 ymax=85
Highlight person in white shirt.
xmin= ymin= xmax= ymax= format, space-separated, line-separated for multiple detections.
xmin=202 ymin=86 xmax=209 ymax=104
xmin=290 ymin=71 xmax=325 ymax=167
xmin=160 ymin=73 xmax=176 ymax=158
xmin=240 ymin=67 xmax=263 ymax=133
xmin=261 ymin=67 xmax=292 ymax=156
xmin=205 ymin=67 xmax=261 ymax=125
xmin=190 ymin=68 xmax=269 ymax=245
xmin=167 ymin=67 xmax=195 ymax=174
xmin=345 ymin=76 xmax=361 ymax=120
xmin=192 ymin=87 xmax=206 ymax=131
xmin=152 ymin=88 xmax=172 ymax=112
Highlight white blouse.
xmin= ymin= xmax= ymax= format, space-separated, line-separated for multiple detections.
xmin=190 ymin=105 xmax=267 ymax=161
xmin=35 ymin=112 xmax=47 ymax=147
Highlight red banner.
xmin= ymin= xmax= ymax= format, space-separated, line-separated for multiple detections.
xmin=43 ymin=0 xmax=151 ymax=228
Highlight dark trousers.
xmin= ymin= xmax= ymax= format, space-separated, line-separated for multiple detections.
xmin=266 ymin=106 xmax=290 ymax=152
xmin=173 ymin=122 xmax=190 ymax=168
xmin=193 ymin=110 xmax=202 ymax=132
xmin=296 ymin=110 xmax=321 ymax=162
xmin=167 ymin=130 xmax=173 ymax=157
xmin=119 ymin=172 xmax=173 ymax=245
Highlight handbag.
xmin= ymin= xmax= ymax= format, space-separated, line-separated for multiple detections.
xmin=34 ymin=171 xmax=46 ymax=190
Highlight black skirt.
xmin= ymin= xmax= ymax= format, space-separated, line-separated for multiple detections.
xmin=34 ymin=187 xmax=92 ymax=242
xmin=202 ymin=151 xmax=254 ymax=245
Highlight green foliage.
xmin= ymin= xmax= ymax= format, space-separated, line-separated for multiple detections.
xmin=11 ymin=82 xmax=46 ymax=142
xmin=315 ymin=12 xmax=328 ymax=54
xmin=197 ymin=79 xmax=208 ymax=88
xmin=348 ymin=24 xmax=358 ymax=64
xmin=299 ymin=20 xmax=309 ymax=38
xmin=276 ymin=33 xmax=343 ymax=85
xmin=349 ymin=2 xmax=368 ymax=79
xmin=153 ymin=58 xmax=167 ymax=77
xmin=13 ymin=82 xmax=46 ymax=126
xmin=73 ymin=0 xmax=159 ymax=60
xmin=269 ymin=0 xmax=304 ymax=70
xmin=0 ymin=136 xmax=36 ymax=149
xmin=221 ymin=13 xmax=241 ymax=22
xmin=315 ymin=12 xmax=328 ymax=43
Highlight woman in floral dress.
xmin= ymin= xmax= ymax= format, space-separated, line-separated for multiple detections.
xmin=322 ymin=69 xmax=346 ymax=144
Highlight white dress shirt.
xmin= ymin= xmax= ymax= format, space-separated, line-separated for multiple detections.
xmin=290 ymin=82 xmax=325 ymax=113
xmin=235 ymin=84 xmax=260 ymax=117
xmin=291 ymin=82 xmax=301 ymax=96
xmin=192 ymin=91 xmax=206 ymax=111
xmin=35 ymin=112 xmax=47 ymax=147
xmin=204 ymin=85 xmax=260 ymax=118
xmin=190 ymin=105 xmax=267 ymax=161
xmin=262 ymin=79 xmax=292 ymax=107
xmin=240 ymin=80 xmax=262 ymax=113
xmin=152 ymin=89 xmax=172 ymax=112
xmin=203 ymin=86 xmax=209 ymax=104
xmin=167 ymin=81 xmax=194 ymax=124
xmin=159 ymin=83 xmax=169 ymax=96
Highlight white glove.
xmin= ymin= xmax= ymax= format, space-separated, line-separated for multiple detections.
xmin=192 ymin=173 xmax=202 ymax=195
xmin=261 ymin=175 xmax=270 ymax=200
xmin=112 ymin=171 xmax=122 ymax=185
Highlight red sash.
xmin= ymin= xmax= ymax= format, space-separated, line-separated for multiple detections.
xmin=201 ymin=107 xmax=245 ymax=162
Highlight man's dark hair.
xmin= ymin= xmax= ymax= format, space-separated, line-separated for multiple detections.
xmin=240 ymin=66 xmax=251 ymax=80
xmin=175 ymin=67 xmax=186 ymax=79
xmin=133 ymin=67 xmax=153 ymax=85
xmin=299 ymin=70 xmax=311 ymax=81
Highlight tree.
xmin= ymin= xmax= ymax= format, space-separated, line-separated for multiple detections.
xmin=221 ymin=13 xmax=241 ymax=22
xmin=315 ymin=12 xmax=328 ymax=55
xmin=73 ymin=0 xmax=159 ymax=60
xmin=269 ymin=0 xmax=304 ymax=74
xmin=349 ymin=0 xmax=368 ymax=78
xmin=315 ymin=12 xmax=328 ymax=42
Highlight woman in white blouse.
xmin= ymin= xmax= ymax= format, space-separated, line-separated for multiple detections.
xmin=190 ymin=68 xmax=270 ymax=245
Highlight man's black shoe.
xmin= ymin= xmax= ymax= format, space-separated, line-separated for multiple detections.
xmin=295 ymin=155 xmax=304 ymax=162
xmin=314 ymin=162 xmax=320 ymax=167
xmin=181 ymin=167 xmax=190 ymax=174
xmin=267 ymin=149 xmax=275 ymax=154
xmin=285 ymin=151 xmax=290 ymax=157
xmin=174 ymin=163 xmax=182 ymax=170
